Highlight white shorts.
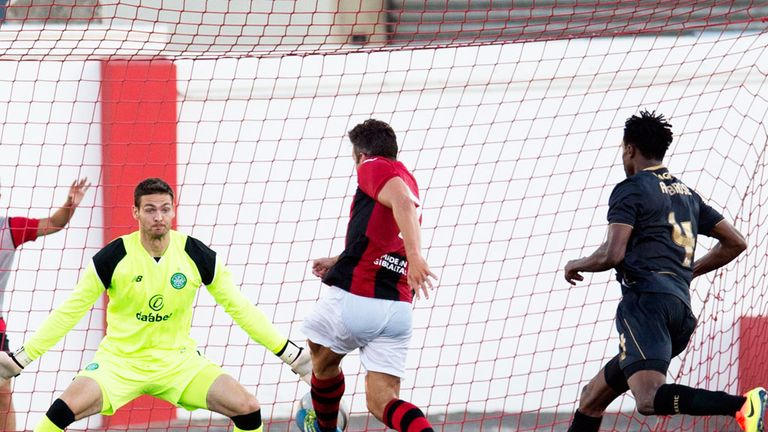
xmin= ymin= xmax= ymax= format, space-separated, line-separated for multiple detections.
xmin=302 ymin=286 xmax=413 ymax=378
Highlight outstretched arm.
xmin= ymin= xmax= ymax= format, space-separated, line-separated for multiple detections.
xmin=37 ymin=178 xmax=91 ymax=237
xmin=377 ymin=177 xmax=437 ymax=299
xmin=692 ymin=220 xmax=746 ymax=278
xmin=564 ymin=223 xmax=633 ymax=285
xmin=0 ymin=265 xmax=103 ymax=382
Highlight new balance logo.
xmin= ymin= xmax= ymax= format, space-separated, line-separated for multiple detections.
xmin=134 ymin=275 xmax=143 ymax=282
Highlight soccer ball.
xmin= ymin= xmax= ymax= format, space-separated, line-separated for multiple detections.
xmin=293 ymin=391 xmax=349 ymax=431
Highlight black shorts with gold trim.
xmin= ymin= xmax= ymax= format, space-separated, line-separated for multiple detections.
xmin=615 ymin=290 xmax=697 ymax=379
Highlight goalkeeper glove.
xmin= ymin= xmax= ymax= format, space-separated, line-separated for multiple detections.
xmin=0 ymin=347 xmax=31 ymax=380
xmin=278 ymin=340 xmax=312 ymax=384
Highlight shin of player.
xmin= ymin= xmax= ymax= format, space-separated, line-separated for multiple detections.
xmin=301 ymin=119 xmax=438 ymax=432
xmin=563 ymin=111 xmax=764 ymax=432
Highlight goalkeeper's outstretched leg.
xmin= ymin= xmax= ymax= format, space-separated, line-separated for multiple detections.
xmin=188 ymin=373 xmax=264 ymax=432
xmin=33 ymin=377 xmax=102 ymax=432
xmin=32 ymin=354 xmax=268 ymax=432
xmin=0 ymin=178 xmax=309 ymax=432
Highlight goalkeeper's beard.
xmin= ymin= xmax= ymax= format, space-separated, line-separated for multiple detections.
xmin=144 ymin=224 xmax=170 ymax=240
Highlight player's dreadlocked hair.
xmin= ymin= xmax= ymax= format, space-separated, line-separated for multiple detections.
xmin=348 ymin=119 xmax=398 ymax=160
xmin=134 ymin=177 xmax=175 ymax=207
xmin=623 ymin=110 xmax=674 ymax=161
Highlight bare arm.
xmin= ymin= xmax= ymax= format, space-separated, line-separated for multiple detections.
xmin=692 ymin=220 xmax=746 ymax=278
xmin=377 ymin=177 xmax=437 ymax=299
xmin=37 ymin=178 xmax=90 ymax=237
xmin=564 ymin=223 xmax=633 ymax=285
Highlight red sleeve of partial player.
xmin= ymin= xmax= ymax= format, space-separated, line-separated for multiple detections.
xmin=8 ymin=217 xmax=40 ymax=248
xmin=357 ymin=158 xmax=398 ymax=199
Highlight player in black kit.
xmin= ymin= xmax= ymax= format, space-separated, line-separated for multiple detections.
xmin=563 ymin=110 xmax=766 ymax=432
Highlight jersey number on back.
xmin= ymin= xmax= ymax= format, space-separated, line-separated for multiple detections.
xmin=668 ymin=211 xmax=695 ymax=267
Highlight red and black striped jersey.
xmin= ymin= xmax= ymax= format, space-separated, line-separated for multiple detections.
xmin=323 ymin=157 xmax=420 ymax=302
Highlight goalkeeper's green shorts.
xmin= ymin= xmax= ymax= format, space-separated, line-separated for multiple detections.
xmin=77 ymin=346 xmax=225 ymax=415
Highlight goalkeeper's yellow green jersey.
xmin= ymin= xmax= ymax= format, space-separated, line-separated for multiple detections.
xmin=24 ymin=230 xmax=287 ymax=360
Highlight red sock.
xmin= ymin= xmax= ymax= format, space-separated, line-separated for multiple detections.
xmin=310 ymin=371 xmax=345 ymax=431
xmin=383 ymin=399 xmax=434 ymax=432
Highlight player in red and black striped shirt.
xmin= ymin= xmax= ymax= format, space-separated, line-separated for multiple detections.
xmin=301 ymin=119 xmax=437 ymax=432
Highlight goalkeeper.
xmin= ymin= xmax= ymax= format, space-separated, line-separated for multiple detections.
xmin=0 ymin=177 xmax=311 ymax=432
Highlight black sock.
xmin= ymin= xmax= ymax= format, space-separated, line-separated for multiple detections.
xmin=567 ymin=409 xmax=602 ymax=432
xmin=653 ymin=384 xmax=746 ymax=416
xmin=46 ymin=398 xmax=76 ymax=429
xmin=231 ymin=410 xmax=262 ymax=431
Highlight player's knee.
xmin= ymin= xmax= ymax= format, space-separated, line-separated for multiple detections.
xmin=580 ymin=382 xmax=593 ymax=400
xmin=308 ymin=344 xmax=342 ymax=378
xmin=310 ymin=350 xmax=342 ymax=378
xmin=632 ymin=390 xmax=657 ymax=416
xmin=242 ymin=397 xmax=261 ymax=415
xmin=230 ymin=395 xmax=260 ymax=417
xmin=578 ymin=382 xmax=598 ymax=410
xmin=635 ymin=398 xmax=656 ymax=416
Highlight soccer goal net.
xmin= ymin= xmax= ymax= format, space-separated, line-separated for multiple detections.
xmin=0 ymin=1 xmax=766 ymax=430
